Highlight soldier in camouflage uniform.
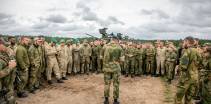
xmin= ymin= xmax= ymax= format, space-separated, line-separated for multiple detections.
xmin=103 ymin=37 xmax=123 ymax=104
xmin=28 ymin=37 xmax=42 ymax=93
xmin=93 ymin=40 xmax=103 ymax=73
xmin=145 ymin=43 xmax=156 ymax=76
xmin=135 ymin=44 xmax=145 ymax=76
xmin=16 ymin=36 xmax=31 ymax=98
xmin=165 ymin=43 xmax=177 ymax=84
xmin=0 ymin=38 xmax=17 ymax=104
xmin=45 ymin=38 xmax=64 ymax=84
xmin=200 ymin=43 xmax=211 ymax=104
xmin=66 ymin=40 xmax=73 ymax=75
xmin=175 ymin=36 xmax=202 ymax=104
xmin=57 ymin=40 xmax=68 ymax=80
xmin=80 ymin=39 xmax=92 ymax=74
xmin=125 ymin=43 xmax=137 ymax=77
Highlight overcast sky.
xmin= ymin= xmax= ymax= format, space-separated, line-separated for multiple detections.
xmin=0 ymin=0 xmax=211 ymax=39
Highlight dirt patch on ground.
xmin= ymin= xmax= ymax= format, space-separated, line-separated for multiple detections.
xmin=17 ymin=74 xmax=170 ymax=104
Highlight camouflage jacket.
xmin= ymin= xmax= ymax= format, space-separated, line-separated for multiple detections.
xmin=16 ymin=44 xmax=30 ymax=71
xmin=28 ymin=44 xmax=42 ymax=68
xmin=103 ymin=43 xmax=123 ymax=73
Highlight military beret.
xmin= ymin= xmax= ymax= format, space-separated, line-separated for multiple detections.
xmin=51 ymin=38 xmax=57 ymax=43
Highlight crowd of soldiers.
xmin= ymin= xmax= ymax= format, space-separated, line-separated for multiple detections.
xmin=0 ymin=35 xmax=210 ymax=104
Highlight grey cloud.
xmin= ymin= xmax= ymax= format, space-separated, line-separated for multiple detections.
xmin=0 ymin=13 xmax=15 ymax=25
xmin=140 ymin=9 xmax=170 ymax=19
xmin=46 ymin=14 xmax=67 ymax=23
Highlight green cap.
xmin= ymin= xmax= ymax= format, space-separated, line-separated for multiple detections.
xmin=60 ymin=39 xmax=65 ymax=43
xmin=51 ymin=38 xmax=57 ymax=43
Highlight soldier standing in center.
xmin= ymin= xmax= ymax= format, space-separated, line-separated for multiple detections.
xmin=80 ymin=39 xmax=92 ymax=74
xmin=145 ymin=43 xmax=156 ymax=76
xmin=16 ymin=36 xmax=31 ymax=98
xmin=57 ymin=39 xmax=68 ymax=80
xmin=156 ymin=42 xmax=166 ymax=77
xmin=45 ymin=38 xmax=64 ymax=84
xmin=102 ymin=36 xmax=123 ymax=104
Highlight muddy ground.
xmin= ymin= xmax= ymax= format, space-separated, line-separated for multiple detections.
xmin=17 ymin=74 xmax=176 ymax=104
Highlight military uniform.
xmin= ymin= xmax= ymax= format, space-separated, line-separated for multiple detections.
xmin=16 ymin=44 xmax=30 ymax=96
xmin=45 ymin=44 xmax=61 ymax=82
xmin=66 ymin=40 xmax=73 ymax=74
xmin=28 ymin=44 xmax=41 ymax=92
xmin=93 ymin=45 xmax=103 ymax=73
xmin=156 ymin=47 xmax=166 ymax=76
xmin=80 ymin=42 xmax=92 ymax=74
xmin=165 ymin=48 xmax=177 ymax=83
xmin=135 ymin=47 xmax=145 ymax=75
xmin=175 ymin=47 xmax=201 ymax=104
xmin=57 ymin=43 xmax=68 ymax=78
xmin=72 ymin=44 xmax=80 ymax=73
xmin=145 ymin=47 xmax=156 ymax=75
xmin=0 ymin=51 xmax=16 ymax=104
xmin=125 ymin=45 xmax=136 ymax=77
xmin=103 ymin=42 xmax=122 ymax=103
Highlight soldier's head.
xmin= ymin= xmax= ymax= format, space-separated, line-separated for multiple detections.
xmin=51 ymin=38 xmax=57 ymax=46
xmin=8 ymin=36 xmax=16 ymax=45
xmin=110 ymin=36 xmax=119 ymax=44
xmin=194 ymin=38 xmax=199 ymax=46
xmin=184 ymin=36 xmax=195 ymax=47
xmin=60 ymin=39 xmax=65 ymax=46
xmin=34 ymin=37 xmax=42 ymax=46
xmin=20 ymin=36 xmax=31 ymax=46
xmin=66 ymin=40 xmax=72 ymax=46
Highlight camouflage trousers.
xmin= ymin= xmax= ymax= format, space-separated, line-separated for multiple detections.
xmin=58 ymin=59 xmax=68 ymax=77
xmin=29 ymin=66 xmax=40 ymax=90
xmin=17 ymin=69 xmax=29 ymax=94
xmin=126 ymin=57 xmax=135 ymax=75
xmin=81 ymin=56 xmax=90 ymax=74
xmin=73 ymin=59 xmax=80 ymax=73
xmin=146 ymin=59 xmax=155 ymax=75
xmin=135 ymin=59 xmax=143 ymax=75
xmin=165 ymin=61 xmax=175 ymax=80
xmin=175 ymin=79 xmax=198 ymax=104
xmin=0 ymin=69 xmax=16 ymax=104
xmin=97 ymin=58 xmax=103 ymax=73
xmin=201 ymin=79 xmax=211 ymax=104
xmin=104 ymin=72 xmax=120 ymax=99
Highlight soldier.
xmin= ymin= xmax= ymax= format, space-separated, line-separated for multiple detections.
xmin=28 ymin=37 xmax=42 ymax=93
xmin=80 ymin=39 xmax=92 ymax=74
xmin=165 ymin=44 xmax=177 ymax=84
xmin=175 ymin=36 xmax=202 ymax=104
xmin=103 ymin=37 xmax=123 ymax=104
xmin=125 ymin=42 xmax=136 ymax=77
xmin=0 ymin=38 xmax=17 ymax=104
xmin=135 ymin=44 xmax=145 ymax=76
xmin=145 ymin=43 xmax=156 ymax=76
xmin=16 ymin=36 xmax=31 ymax=98
xmin=66 ymin=40 xmax=73 ymax=75
xmin=45 ymin=38 xmax=64 ymax=84
xmin=72 ymin=41 xmax=81 ymax=74
xmin=57 ymin=39 xmax=68 ymax=80
xmin=200 ymin=43 xmax=211 ymax=104
xmin=156 ymin=42 xmax=166 ymax=76
xmin=93 ymin=40 xmax=103 ymax=73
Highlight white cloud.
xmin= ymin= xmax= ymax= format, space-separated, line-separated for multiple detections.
xmin=0 ymin=0 xmax=211 ymax=39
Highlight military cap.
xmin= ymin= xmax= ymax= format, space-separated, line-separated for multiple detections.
xmin=51 ymin=38 xmax=57 ymax=43
xmin=83 ymin=39 xmax=88 ymax=43
xmin=203 ymin=43 xmax=211 ymax=47
xmin=66 ymin=40 xmax=72 ymax=44
xmin=60 ymin=39 xmax=65 ymax=43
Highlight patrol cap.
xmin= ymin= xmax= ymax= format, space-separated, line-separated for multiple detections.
xmin=203 ymin=43 xmax=211 ymax=47
xmin=83 ymin=39 xmax=88 ymax=43
xmin=51 ymin=38 xmax=57 ymax=43
xmin=66 ymin=40 xmax=72 ymax=44
xmin=60 ymin=39 xmax=65 ymax=43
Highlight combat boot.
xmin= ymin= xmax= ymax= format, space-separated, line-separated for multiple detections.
xmin=113 ymin=99 xmax=120 ymax=104
xmin=104 ymin=97 xmax=109 ymax=104
xmin=57 ymin=79 xmax=64 ymax=83
xmin=48 ymin=80 xmax=53 ymax=85
xmin=62 ymin=77 xmax=68 ymax=80
xmin=17 ymin=92 xmax=28 ymax=98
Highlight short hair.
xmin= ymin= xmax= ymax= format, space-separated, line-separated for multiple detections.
xmin=8 ymin=36 xmax=15 ymax=40
xmin=185 ymin=36 xmax=195 ymax=45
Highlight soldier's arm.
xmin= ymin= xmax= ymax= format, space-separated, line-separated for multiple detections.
xmin=179 ymin=50 xmax=189 ymax=71
xmin=0 ymin=63 xmax=13 ymax=78
xmin=45 ymin=48 xmax=57 ymax=56
xmin=28 ymin=47 xmax=35 ymax=67
xmin=16 ymin=48 xmax=27 ymax=70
